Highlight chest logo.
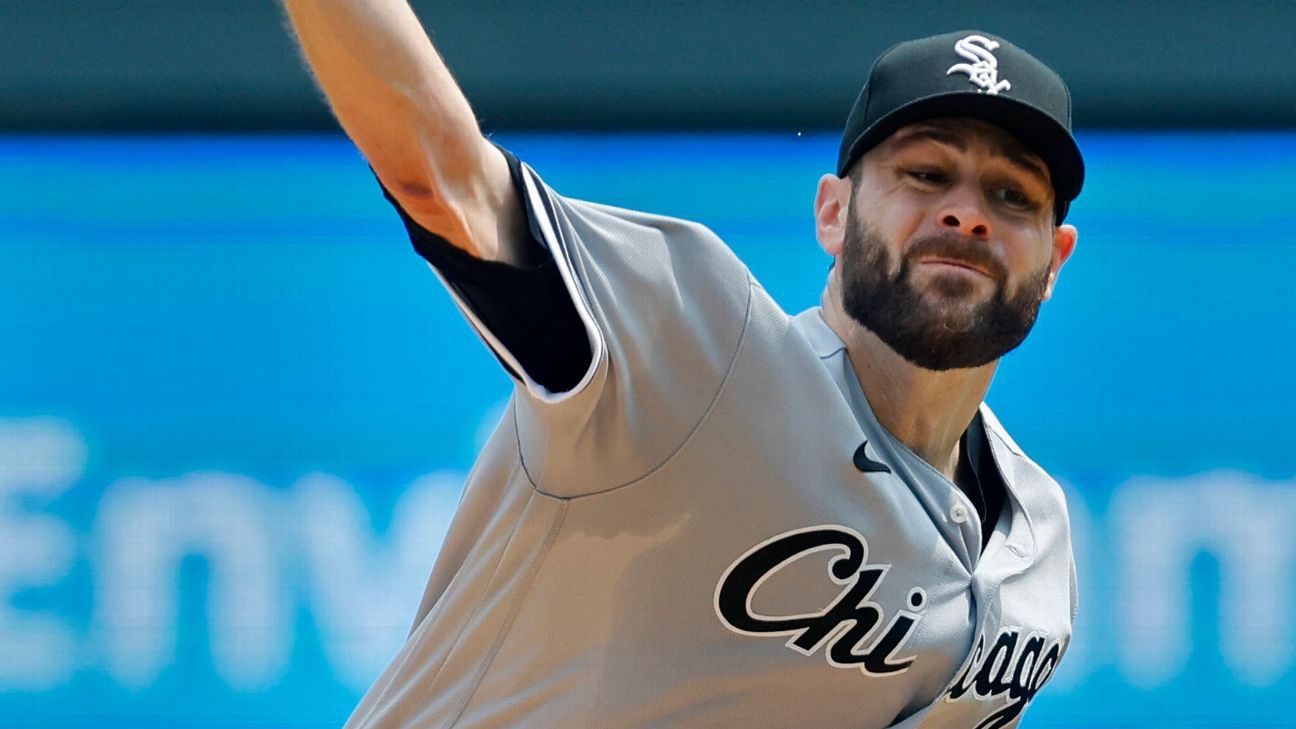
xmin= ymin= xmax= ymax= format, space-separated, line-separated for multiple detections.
xmin=945 ymin=627 xmax=1065 ymax=728
xmin=714 ymin=525 xmax=926 ymax=675
xmin=853 ymin=440 xmax=892 ymax=473
xmin=947 ymin=35 xmax=1012 ymax=95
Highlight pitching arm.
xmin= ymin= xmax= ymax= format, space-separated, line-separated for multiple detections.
xmin=280 ymin=0 xmax=528 ymax=264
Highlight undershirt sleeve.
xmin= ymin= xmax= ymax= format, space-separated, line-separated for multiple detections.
xmin=374 ymin=147 xmax=592 ymax=393
xmin=376 ymin=145 xmax=752 ymax=496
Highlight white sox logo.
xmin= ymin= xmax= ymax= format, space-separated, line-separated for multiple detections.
xmin=713 ymin=525 xmax=926 ymax=675
xmin=945 ymin=627 xmax=1064 ymax=728
xmin=947 ymin=35 xmax=1012 ymax=95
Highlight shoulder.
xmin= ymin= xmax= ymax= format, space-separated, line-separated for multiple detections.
xmin=519 ymin=163 xmax=742 ymax=267
xmin=520 ymin=163 xmax=754 ymax=351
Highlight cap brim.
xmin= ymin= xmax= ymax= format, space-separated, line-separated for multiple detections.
xmin=839 ymin=91 xmax=1084 ymax=209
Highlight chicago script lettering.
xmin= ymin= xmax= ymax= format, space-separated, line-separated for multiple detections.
xmin=946 ymin=628 xmax=1063 ymax=729
xmin=713 ymin=525 xmax=926 ymax=675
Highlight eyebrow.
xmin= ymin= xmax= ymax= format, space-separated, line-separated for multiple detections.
xmin=889 ymin=127 xmax=1052 ymax=188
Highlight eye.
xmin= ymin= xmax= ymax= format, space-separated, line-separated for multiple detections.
xmin=994 ymin=186 xmax=1038 ymax=211
xmin=907 ymin=169 xmax=949 ymax=186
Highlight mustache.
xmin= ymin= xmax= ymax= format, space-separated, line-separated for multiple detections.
xmin=903 ymin=233 xmax=1007 ymax=281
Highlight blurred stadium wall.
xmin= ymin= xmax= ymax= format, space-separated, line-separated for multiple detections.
xmin=2 ymin=1 xmax=1295 ymax=132
xmin=2 ymin=3 xmax=1295 ymax=728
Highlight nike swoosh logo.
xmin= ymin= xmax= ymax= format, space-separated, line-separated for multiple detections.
xmin=853 ymin=440 xmax=892 ymax=473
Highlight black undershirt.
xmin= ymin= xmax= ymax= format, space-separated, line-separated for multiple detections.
xmin=377 ymin=149 xmax=590 ymax=393
xmin=378 ymin=148 xmax=1006 ymax=550
xmin=959 ymin=412 xmax=1007 ymax=549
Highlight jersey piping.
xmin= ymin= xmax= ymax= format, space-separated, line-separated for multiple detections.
xmin=433 ymin=165 xmax=606 ymax=406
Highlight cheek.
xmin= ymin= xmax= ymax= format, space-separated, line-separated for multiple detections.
xmin=858 ymin=199 xmax=923 ymax=254
xmin=1018 ymin=241 xmax=1058 ymax=295
xmin=1040 ymin=235 xmax=1063 ymax=274
xmin=1011 ymin=226 xmax=1057 ymax=270
xmin=993 ymin=233 xmax=1054 ymax=296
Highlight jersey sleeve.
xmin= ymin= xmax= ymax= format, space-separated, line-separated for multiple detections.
xmin=423 ymin=155 xmax=753 ymax=498
xmin=378 ymin=150 xmax=592 ymax=394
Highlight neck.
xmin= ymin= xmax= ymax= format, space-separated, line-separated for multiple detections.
xmin=821 ymin=283 xmax=996 ymax=481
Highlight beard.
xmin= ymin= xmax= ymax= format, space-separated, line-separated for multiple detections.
xmin=838 ymin=209 xmax=1051 ymax=371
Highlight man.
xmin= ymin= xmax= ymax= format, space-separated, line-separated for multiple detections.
xmin=284 ymin=3 xmax=1081 ymax=727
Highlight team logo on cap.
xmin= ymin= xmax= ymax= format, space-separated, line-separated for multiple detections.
xmin=947 ymin=35 xmax=1011 ymax=95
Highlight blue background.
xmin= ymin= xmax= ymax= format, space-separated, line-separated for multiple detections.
xmin=1 ymin=132 xmax=1293 ymax=726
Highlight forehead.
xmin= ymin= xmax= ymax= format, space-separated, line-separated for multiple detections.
xmin=872 ymin=118 xmax=1050 ymax=184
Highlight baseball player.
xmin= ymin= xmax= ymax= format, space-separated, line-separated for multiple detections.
xmin=284 ymin=3 xmax=1082 ymax=727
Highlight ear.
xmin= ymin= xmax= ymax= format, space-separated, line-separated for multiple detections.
xmin=814 ymin=174 xmax=852 ymax=256
xmin=1042 ymin=223 xmax=1078 ymax=301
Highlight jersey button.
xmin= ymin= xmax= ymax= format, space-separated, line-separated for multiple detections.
xmin=950 ymin=503 xmax=970 ymax=524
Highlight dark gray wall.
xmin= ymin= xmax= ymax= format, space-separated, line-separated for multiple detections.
xmin=3 ymin=1 xmax=1294 ymax=132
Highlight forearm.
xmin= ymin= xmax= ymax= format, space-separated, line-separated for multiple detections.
xmin=281 ymin=0 xmax=514 ymax=257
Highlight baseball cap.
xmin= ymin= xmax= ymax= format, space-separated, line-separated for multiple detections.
xmin=838 ymin=30 xmax=1084 ymax=223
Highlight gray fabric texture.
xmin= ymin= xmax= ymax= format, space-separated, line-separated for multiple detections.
xmin=347 ymin=163 xmax=1078 ymax=729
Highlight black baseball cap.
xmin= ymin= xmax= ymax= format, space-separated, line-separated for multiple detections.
xmin=837 ymin=30 xmax=1084 ymax=223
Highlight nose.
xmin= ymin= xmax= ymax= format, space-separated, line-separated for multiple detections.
xmin=937 ymin=188 xmax=992 ymax=240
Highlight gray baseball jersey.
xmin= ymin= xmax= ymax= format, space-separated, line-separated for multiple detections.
xmin=347 ymin=161 xmax=1079 ymax=729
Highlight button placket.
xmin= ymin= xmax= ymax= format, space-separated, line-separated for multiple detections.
xmin=949 ymin=503 xmax=970 ymax=524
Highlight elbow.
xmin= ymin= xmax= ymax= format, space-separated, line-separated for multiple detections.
xmin=372 ymin=131 xmax=482 ymax=212
xmin=387 ymin=175 xmax=443 ymax=207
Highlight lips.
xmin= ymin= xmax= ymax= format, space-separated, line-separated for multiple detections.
xmin=917 ymin=257 xmax=993 ymax=278
xmin=904 ymin=233 xmax=1008 ymax=282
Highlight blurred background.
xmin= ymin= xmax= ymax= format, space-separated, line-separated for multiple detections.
xmin=2 ymin=2 xmax=1294 ymax=726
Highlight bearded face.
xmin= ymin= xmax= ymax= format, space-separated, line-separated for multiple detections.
xmin=838 ymin=203 xmax=1052 ymax=371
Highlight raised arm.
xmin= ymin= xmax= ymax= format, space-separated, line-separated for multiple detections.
xmin=281 ymin=0 xmax=527 ymax=264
